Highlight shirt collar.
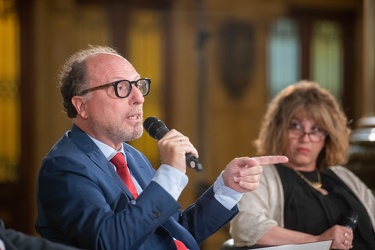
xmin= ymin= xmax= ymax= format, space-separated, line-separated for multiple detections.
xmin=87 ymin=135 xmax=125 ymax=160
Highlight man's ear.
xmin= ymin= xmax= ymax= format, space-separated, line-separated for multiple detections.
xmin=71 ymin=96 xmax=88 ymax=119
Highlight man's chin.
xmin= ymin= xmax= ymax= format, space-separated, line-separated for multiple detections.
xmin=124 ymin=129 xmax=143 ymax=142
xmin=135 ymin=129 xmax=144 ymax=140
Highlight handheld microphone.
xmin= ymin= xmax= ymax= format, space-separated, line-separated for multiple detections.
xmin=143 ymin=116 xmax=203 ymax=172
xmin=340 ymin=211 xmax=359 ymax=231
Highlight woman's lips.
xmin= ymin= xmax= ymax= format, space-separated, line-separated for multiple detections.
xmin=297 ymin=147 xmax=310 ymax=154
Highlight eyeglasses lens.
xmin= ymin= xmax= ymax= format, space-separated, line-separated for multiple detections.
xmin=137 ymin=79 xmax=149 ymax=95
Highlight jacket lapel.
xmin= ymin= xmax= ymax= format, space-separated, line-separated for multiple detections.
xmin=69 ymin=124 xmax=134 ymax=198
xmin=124 ymin=149 xmax=149 ymax=189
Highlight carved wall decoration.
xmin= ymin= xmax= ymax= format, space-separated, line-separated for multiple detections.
xmin=217 ymin=21 xmax=254 ymax=98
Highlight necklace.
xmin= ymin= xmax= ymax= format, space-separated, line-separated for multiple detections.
xmin=294 ymin=170 xmax=322 ymax=190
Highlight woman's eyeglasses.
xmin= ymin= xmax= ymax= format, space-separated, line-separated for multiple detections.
xmin=288 ymin=121 xmax=327 ymax=142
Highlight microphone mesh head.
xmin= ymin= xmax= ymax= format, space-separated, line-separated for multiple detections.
xmin=143 ymin=116 xmax=159 ymax=134
xmin=143 ymin=116 xmax=169 ymax=140
xmin=341 ymin=211 xmax=359 ymax=230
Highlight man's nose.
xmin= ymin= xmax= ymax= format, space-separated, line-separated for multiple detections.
xmin=128 ymin=87 xmax=145 ymax=105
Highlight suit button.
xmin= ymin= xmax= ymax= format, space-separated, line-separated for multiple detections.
xmin=153 ymin=211 xmax=160 ymax=218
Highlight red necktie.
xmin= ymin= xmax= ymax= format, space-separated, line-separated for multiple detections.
xmin=174 ymin=239 xmax=188 ymax=250
xmin=110 ymin=153 xmax=138 ymax=199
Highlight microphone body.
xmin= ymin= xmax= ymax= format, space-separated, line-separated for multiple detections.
xmin=143 ymin=116 xmax=202 ymax=172
xmin=340 ymin=211 xmax=359 ymax=231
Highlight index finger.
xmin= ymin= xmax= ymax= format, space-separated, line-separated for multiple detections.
xmin=252 ymin=155 xmax=288 ymax=165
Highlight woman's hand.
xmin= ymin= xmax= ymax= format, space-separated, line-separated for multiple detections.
xmin=318 ymin=225 xmax=353 ymax=250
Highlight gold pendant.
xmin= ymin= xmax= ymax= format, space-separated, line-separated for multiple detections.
xmin=311 ymin=182 xmax=322 ymax=190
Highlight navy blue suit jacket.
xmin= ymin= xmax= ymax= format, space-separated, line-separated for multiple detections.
xmin=36 ymin=125 xmax=238 ymax=250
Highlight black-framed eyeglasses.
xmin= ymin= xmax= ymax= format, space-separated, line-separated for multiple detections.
xmin=288 ymin=121 xmax=327 ymax=142
xmin=77 ymin=78 xmax=151 ymax=98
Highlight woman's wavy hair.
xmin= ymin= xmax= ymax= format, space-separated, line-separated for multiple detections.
xmin=254 ymin=81 xmax=350 ymax=170
xmin=59 ymin=45 xmax=120 ymax=118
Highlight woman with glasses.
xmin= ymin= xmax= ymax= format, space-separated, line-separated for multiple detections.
xmin=230 ymin=81 xmax=375 ymax=250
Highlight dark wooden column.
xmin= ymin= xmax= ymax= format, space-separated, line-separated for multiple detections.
xmin=348 ymin=0 xmax=375 ymax=192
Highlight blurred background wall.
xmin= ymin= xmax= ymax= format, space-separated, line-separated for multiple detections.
xmin=0 ymin=0 xmax=373 ymax=249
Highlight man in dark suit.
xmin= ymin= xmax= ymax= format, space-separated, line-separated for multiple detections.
xmin=35 ymin=45 xmax=287 ymax=250
xmin=0 ymin=219 xmax=80 ymax=250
